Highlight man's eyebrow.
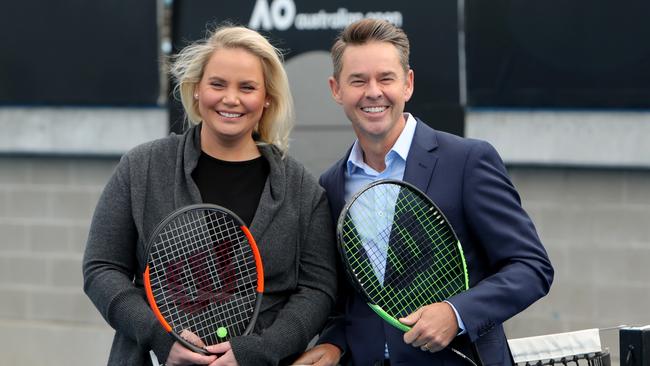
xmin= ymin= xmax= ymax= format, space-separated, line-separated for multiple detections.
xmin=347 ymin=71 xmax=398 ymax=80
xmin=347 ymin=72 xmax=367 ymax=80
xmin=378 ymin=71 xmax=397 ymax=78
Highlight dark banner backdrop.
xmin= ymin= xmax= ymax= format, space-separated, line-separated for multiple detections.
xmin=170 ymin=0 xmax=463 ymax=135
xmin=0 ymin=0 xmax=160 ymax=106
xmin=466 ymin=0 xmax=650 ymax=109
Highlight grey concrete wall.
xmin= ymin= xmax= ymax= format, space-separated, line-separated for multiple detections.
xmin=504 ymin=168 xmax=650 ymax=364
xmin=2 ymin=155 xmax=648 ymax=366
xmin=466 ymin=110 xmax=650 ymax=169
xmin=0 ymin=157 xmax=117 ymax=365
xmin=0 ymin=108 xmax=168 ymax=155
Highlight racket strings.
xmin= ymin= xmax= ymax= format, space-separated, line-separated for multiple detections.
xmin=342 ymin=183 xmax=466 ymax=318
xmin=148 ymin=209 xmax=259 ymax=345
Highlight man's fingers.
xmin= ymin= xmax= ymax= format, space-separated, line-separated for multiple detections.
xmin=402 ymin=307 xmax=426 ymax=344
xmin=399 ymin=306 xmax=423 ymax=327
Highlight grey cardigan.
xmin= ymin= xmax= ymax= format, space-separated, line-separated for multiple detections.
xmin=83 ymin=125 xmax=337 ymax=365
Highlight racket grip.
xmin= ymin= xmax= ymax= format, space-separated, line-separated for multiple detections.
xmin=171 ymin=332 xmax=212 ymax=355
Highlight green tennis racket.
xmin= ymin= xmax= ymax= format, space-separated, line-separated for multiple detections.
xmin=338 ymin=179 xmax=477 ymax=364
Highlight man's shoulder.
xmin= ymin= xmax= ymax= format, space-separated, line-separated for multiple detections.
xmin=319 ymin=155 xmax=347 ymax=188
xmin=414 ymin=117 xmax=490 ymax=152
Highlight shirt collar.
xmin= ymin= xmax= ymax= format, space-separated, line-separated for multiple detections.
xmin=346 ymin=113 xmax=417 ymax=175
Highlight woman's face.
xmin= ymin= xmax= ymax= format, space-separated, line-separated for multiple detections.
xmin=195 ymin=47 xmax=269 ymax=148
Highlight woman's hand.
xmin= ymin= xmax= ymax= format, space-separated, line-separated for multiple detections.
xmin=165 ymin=330 xmax=218 ymax=366
xmin=205 ymin=342 xmax=239 ymax=366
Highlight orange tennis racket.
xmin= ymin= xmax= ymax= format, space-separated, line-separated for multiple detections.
xmin=143 ymin=204 xmax=264 ymax=354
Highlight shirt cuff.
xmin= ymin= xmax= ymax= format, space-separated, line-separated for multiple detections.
xmin=444 ymin=300 xmax=466 ymax=335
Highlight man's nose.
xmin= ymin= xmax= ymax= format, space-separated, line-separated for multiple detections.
xmin=365 ymin=80 xmax=382 ymax=99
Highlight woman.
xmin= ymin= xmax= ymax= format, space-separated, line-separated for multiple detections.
xmin=83 ymin=25 xmax=337 ymax=366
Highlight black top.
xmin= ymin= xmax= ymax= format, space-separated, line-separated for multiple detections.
xmin=192 ymin=151 xmax=270 ymax=226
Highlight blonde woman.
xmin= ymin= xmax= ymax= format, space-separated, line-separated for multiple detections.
xmin=83 ymin=25 xmax=337 ymax=366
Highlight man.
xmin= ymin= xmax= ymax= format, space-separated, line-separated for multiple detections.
xmin=295 ymin=19 xmax=554 ymax=366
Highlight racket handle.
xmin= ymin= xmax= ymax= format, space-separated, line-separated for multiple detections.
xmin=171 ymin=332 xmax=212 ymax=355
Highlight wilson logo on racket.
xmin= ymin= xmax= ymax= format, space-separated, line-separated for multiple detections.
xmin=143 ymin=204 xmax=264 ymax=354
xmin=165 ymin=240 xmax=237 ymax=314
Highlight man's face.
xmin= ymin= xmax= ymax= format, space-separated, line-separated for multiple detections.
xmin=329 ymin=41 xmax=414 ymax=145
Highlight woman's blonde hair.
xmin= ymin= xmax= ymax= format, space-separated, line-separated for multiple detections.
xmin=170 ymin=25 xmax=294 ymax=153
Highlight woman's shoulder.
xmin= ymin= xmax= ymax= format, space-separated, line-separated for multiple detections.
xmin=127 ymin=132 xmax=183 ymax=158
xmin=284 ymin=154 xmax=325 ymax=198
xmin=260 ymin=145 xmax=319 ymax=188
xmin=115 ymin=131 xmax=188 ymax=176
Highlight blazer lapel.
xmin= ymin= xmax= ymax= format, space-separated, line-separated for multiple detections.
xmin=330 ymin=147 xmax=352 ymax=217
xmin=403 ymin=119 xmax=439 ymax=193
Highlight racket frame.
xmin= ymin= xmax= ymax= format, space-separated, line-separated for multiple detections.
xmin=336 ymin=179 xmax=470 ymax=330
xmin=142 ymin=204 xmax=264 ymax=355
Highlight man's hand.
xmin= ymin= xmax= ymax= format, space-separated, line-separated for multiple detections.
xmin=292 ymin=343 xmax=342 ymax=366
xmin=399 ymin=302 xmax=459 ymax=353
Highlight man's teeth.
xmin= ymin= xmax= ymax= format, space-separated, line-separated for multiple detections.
xmin=219 ymin=112 xmax=243 ymax=118
xmin=362 ymin=106 xmax=387 ymax=113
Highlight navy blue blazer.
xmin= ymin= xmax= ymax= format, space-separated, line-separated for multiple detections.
xmin=317 ymin=119 xmax=553 ymax=366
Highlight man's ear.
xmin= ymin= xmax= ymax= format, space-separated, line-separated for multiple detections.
xmin=404 ymin=69 xmax=414 ymax=102
xmin=329 ymin=76 xmax=343 ymax=105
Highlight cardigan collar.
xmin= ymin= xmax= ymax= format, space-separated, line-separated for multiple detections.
xmin=180 ymin=123 xmax=286 ymax=238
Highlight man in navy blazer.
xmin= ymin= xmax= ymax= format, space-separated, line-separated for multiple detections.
xmin=295 ymin=19 xmax=553 ymax=366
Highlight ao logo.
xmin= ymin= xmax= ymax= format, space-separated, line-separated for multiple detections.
xmin=249 ymin=0 xmax=296 ymax=31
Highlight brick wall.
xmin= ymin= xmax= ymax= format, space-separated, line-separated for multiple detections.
xmin=1 ymin=157 xmax=648 ymax=365
xmin=505 ymin=168 xmax=650 ymax=364
xmin=0 ymin=157 xmax=117 ymax=365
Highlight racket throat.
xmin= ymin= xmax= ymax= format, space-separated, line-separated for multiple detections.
xmin=368 ymin=303 xmax=411 ymax=332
